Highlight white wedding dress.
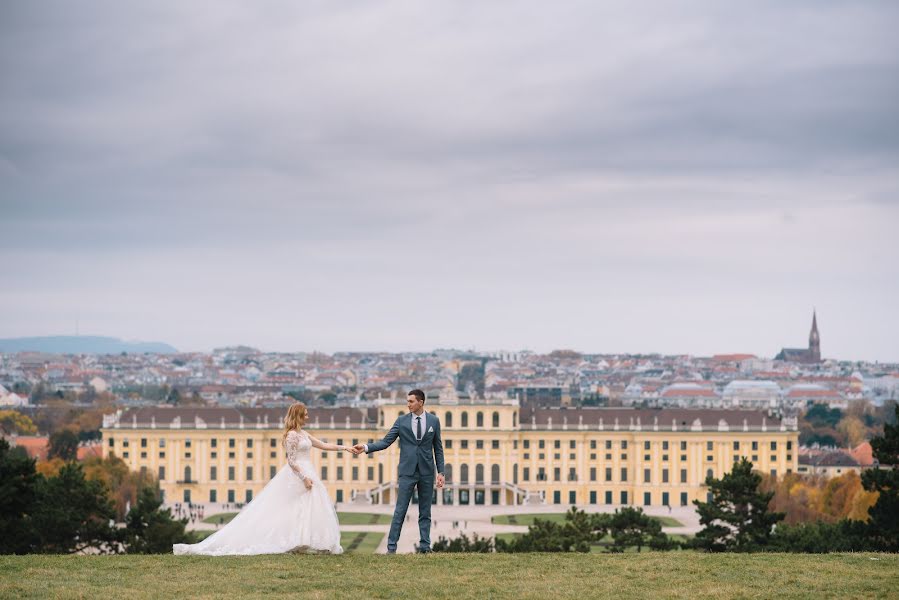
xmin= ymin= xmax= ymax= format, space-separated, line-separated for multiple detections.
xmin=173 ymin=430 xmax=343 ymax=555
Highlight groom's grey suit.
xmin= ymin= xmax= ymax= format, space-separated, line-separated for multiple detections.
xmin=366 ymin=411 xmax=444 ymax=553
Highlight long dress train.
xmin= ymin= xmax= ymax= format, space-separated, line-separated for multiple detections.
xmin=173 ymin=430 xmax=343 ymax=555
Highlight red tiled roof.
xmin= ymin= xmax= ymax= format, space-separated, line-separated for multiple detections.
xmin=850 ymin=442 xmax=875 ymax=467
xmin=12 ymin=436 xmax=49 ymax=460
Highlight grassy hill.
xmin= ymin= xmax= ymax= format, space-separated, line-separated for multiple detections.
xmin=2 ymin=553 xmax=896 ymax=599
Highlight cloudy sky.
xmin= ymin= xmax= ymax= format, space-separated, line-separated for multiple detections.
xmin=1 ymin=1 xmax=897 ymax=360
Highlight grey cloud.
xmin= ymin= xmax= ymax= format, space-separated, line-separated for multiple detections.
xmin=1 ymin=1 xmax=898 ymax=359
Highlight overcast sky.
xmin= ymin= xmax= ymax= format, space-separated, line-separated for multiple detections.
xmin=1 ymin=1 xmax=897 ymax=361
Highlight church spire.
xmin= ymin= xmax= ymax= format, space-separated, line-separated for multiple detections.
xmin=809 ymin=309 xmax=821 ymax=361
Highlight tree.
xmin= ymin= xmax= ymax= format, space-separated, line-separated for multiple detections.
xmin=607 ymin=507 xmax=667 ymax=553
xmin=770 ymin=519 xmax=869 ymax=553
xmin=30 ymin=462 xmax=121 ymax=554
xmin=692 ymin=458 xmax=784 ymax=552
xmin=0 ymin=410 xmax=38 ymax=435
xmin=83 ymin=454 xmax=156 ymax=521
xmin=124 ymin=487 xmax=193 ymax=553
xmin=862 ymin=403 xmax=899 ymax=551
xmin=496 ymin=507 xmax=609 ymax=553
xmin=47 ymin=429 xmax=79 ymax=461
xmin=0 ymin=439 xmax=39 ymax=554
xmin=432 ymin=532 xmax=494 ymax=553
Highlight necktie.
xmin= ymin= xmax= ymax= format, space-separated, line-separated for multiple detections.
xmin=416 ymin=416 xmax=422 ymax=440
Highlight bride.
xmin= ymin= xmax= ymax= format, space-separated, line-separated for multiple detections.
xmin=173 ymin=403 xmax=349 ymax=555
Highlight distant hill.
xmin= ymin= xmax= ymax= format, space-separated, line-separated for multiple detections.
xmin=0 ymin=336 xmax=177 ymax=354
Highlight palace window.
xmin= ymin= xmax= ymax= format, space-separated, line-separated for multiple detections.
xmin=492 ymin=412 xmax=500 ymax=428
xmin=476 ymin=412 xmax=484 ymax=428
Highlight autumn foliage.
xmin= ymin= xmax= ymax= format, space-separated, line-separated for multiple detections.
xmin=762 ymin=471 xmax=878 ymax=524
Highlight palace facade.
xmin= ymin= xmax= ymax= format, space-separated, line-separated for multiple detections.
xmin=101 ymin=401 xmax=798 ymax=508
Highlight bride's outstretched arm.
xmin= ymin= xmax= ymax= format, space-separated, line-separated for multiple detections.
xmin=307 ymin=432 xmax=350 ymax=452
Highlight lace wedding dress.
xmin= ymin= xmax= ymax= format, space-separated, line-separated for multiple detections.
xmin=173 ymin=430 xmax=343 ymax=555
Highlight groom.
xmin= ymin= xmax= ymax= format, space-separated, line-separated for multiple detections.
xmin=353 ymin=389 xmax=445 ymax=553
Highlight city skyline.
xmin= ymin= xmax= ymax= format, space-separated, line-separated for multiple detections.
xmin=2 ymin=2 xmax=898 ymax=362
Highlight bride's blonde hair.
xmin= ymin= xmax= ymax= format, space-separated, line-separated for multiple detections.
xmin=282 ymin=402 xmax=309 ymax=445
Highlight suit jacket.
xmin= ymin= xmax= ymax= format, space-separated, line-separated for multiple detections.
xmin=366 ymin=411 xmax=445 ymax=478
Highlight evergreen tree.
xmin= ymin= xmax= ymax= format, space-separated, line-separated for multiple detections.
xmin=432 ymin=532 xmax=494 ymax=553
xmin=607 ymin=506 xmax=667 ymax=553
xmin=692 ymin=458 xmax=784 ymax=552
xmin=124 ymin=487 xmax=193 ymax=553
xmin=31 ymin=462 xmax=121 ymax=554
xmin=0 ymin=439 xmax=39 ymax=554
xmin=496 ymin=507 xmax=609 ymax=552
xmin=862 ymin=403 xmax=899 ymax=551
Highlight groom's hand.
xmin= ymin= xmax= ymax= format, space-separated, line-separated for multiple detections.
xmin=351 ymin=444 xmax=366 ymax=455
xmin=436 ymin=473 xmax=445 ymax=489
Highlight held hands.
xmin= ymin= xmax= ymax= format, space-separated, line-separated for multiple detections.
xmin=351 ymin=444 xmax=366 ymax=455
xmin=303 ymin=477 xmax=314 ymax=490
xmin=436 ymin=473 xmax=445 ymax=489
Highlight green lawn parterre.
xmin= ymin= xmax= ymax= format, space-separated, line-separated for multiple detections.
xmin=1 ymin=553 xmax=895 ymax=599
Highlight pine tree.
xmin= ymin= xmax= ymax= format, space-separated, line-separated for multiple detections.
xmin=862 ymin=403 xmax=899 ymax=551
xmin=692 ymin=458 xmax=784 ymax=552
xmin=0 ymin=439 xmax=39 ymax=554
xmin=124 ymin=487 xmax=193 ymax=553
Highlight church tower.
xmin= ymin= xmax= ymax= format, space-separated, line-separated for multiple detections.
xmin=808 ymin=310 xmax=821 ymax=362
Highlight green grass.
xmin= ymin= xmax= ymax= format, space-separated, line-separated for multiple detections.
xmin=1 ymin=554 xmax=896 ymax=599
xmin=335 ymin=512 xmax=393 ymax=525
xmin=491 ymin=513 xmax=682 ymax=527
xmin=203 ymin=512 xmax=238 ymax=525
xmin=203 ymin=511 xmax=392 ymax=526
xmin=340 ymin=531 xmax=386 ymax=554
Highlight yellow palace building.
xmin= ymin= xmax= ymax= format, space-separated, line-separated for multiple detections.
xmin=101 ymin=400 xmax=798 ymax=508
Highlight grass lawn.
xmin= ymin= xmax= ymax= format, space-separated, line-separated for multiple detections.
xmin=1 ymin=553 xmax=895 ymax=599
xmin=336 ymin=512 xmax=393 ymax=525
xmin=492 ymin=513 xmax=682 ymax=528
xmin=203 ymin=512 xmax=392 ymax=526
xmin=340 ymin=531 xmax=386 ymax=554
